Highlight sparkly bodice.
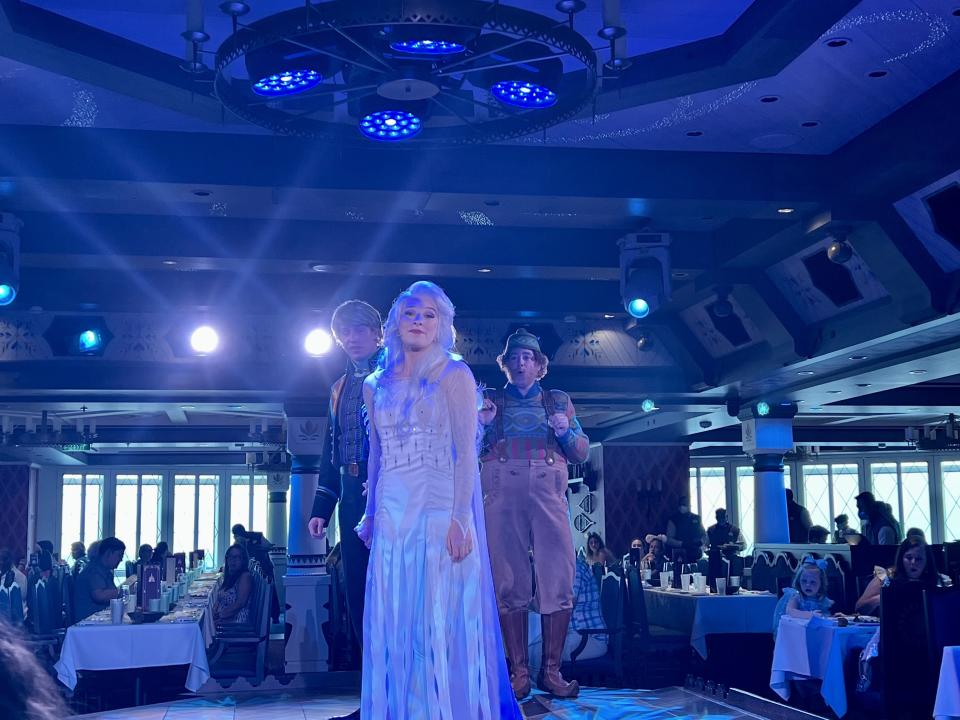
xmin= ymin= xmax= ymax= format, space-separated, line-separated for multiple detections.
xmin=373 ymin=376 xmax=454 ymax=476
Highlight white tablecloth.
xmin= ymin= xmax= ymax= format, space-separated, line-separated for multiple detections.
xmin=643 ymin=587 xmax=778 ymax=658
xmin=935 ymin=646 xmax=960 ymax=720
xmin=55 ymin=579 xmax=219 ymax=693
xmin=770 ymin=615 xmax=876 ymax=718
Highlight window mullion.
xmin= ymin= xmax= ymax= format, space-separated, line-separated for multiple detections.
xmin=193 ymin=475 xmax=200 ymax=551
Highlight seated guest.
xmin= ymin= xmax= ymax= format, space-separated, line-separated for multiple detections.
xmin=641 ymin=534 xmax=668 ymax=572
xmin=0 ymin=618 xmax=68 ymax=719
xmin=69 ymin=542 xmax=88 ymax=578
xmin=150 ymin=541 xmax=168 ymax=565
xmin=213 ymin=544 xmax=252 ymax=625
xmin=136 ymin=543 xmax=153 ymax=567
xmin=855 ymin=536 xmax=942 ymax=615
xmin=529 ymin=556 xmax=607 ymax=671
xmin=74 ymin=537 xmax=125 ymax=622
xmin=232 ymin=524 xmax=247 ymax=546
xmin=584 ymin=532 xmax=615 ymax=568
xmin=833 ymin=514 xmax=858 ymax=544
xmin=707 ymin=508 xmax=746 ymax=556
xmin=623 ymin=537 xmax=645 ymax=567
xmin=808 ymin=525 xmax=830 ymax=544
xmin=86 ymin=540 xmax=100 ymax=563
xmin=773 ymin=557 xmax=833 ymax=637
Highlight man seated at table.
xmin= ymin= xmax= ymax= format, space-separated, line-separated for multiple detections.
xmin=528 ymin=556 xmax=608 ymax=671
xmin=74 ymin=537 xmax=126 ymax=622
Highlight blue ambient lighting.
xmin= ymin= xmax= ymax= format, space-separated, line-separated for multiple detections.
xmin=390 ymin=39 xmax=465 ymax=55
xmin=756 ymin=401 xmax=771 ymax=417
xmin=491 ymin=81 xmax=557 ymax=108
xmin=78 ymin=330 xmax=102 ymax=353
xmin=359 ymin=110 xmax=422 ymax=142
xmin=252 ymin=69 xmax=321 ymax=97
xmin=0 ymin=284 xmax=14 ymax=306
xmin=641 ymin=398 xmax=656 ymax=413
xmin=626 ymin=298 xmax=650 ymax=318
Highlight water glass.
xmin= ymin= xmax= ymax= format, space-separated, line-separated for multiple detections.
xmin=659 ymin=572 xmax=670 ymax=589
xmin=681 ymin=574 xmax=692 ymax=592
xmin=716 ymin=578 xmax=727 ymax=595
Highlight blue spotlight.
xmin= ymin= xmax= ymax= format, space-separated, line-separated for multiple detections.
xmin=626 ymin=298 xmax=650 ymax=318
xmin=252 ymin=69 xmax=321 ymax=97
xmin=390 ymin=39 xmax=465 ymax=55
xmin=77 ymin=329 xmax=102 ymax=353
xmin=359 ymin=111 xmax=422 ymax=142
xmin=0 ymin=284 xmax=14 ymax=306
xmin=756 ymin=401 xmax=771 ymax=417
xmin=491 ymin=81 xmax=557 ymax=108
xmin=641 ymin=398 xmax=657 ymax=413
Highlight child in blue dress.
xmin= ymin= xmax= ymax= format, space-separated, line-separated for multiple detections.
xmin=773 ymin=556 xmax=834 ymax=638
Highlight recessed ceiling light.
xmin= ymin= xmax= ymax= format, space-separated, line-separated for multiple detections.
xmin=824 ymin=37 xmax=850 ymax=48
xmin=672 ymin=270 xmax=690 ymax=278
xmin=192 ymin=189 xmax=211 ymax=197
xmin=686 ymin=130 xmax=703 ymax=137
xmin=800 ymin=121 xmax=820 ymax=128
xmin=180 ymin=405 xmax=196 ymax=410
xmin=849 ymin=355 xmax=868 ymax=360
xmin=162 ymin=260 xmax=177 ymax=266
xmin=477 ymin=267 xmax=493 ymax=273
xmin=867 ymin=70 xmax=888 ymax=78
xmin=759 ymin=95 xmax=780 ymax=103
xmin=229 ymin=405 xmax=244 ymax=410
xmin=909 ymin=369 xmax=927 ymax=375
xmin=856 ymin=383 xmax=872 ymax=388
xmin=810 ymin=406 xmax=823 ymax=411
xmin=777 ymin=207 xmax=795 ymax=214
xmin=797 ymin=370 xmax=815 ymax=376
xmin=826 ymin=390 xmax=842 ymax=394
xmin=602 ymin=313 xmax=616 ymax=319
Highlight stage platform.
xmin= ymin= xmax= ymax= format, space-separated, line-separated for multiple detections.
xmin=75 ymin=685 xmax=824 ymax=719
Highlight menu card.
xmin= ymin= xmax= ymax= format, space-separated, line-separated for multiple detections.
xmin=139 ymin=563 xmax=161 ymax=608
xmin=174 ymin=552 xmax=186 ymax=577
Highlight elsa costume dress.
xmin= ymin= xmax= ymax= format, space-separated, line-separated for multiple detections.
xmin=360 ymin=359 xmax=521 ymax=720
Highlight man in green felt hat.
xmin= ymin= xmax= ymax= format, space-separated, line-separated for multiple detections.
xmin=478 ymin=328 xmax=590 ymax=700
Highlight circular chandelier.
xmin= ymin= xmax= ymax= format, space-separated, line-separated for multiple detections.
xmin=214 ymin=0 xmax=598 ymax=144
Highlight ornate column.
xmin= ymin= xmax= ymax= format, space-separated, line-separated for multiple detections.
xmin=266 ymin=470 xmax=289 ymax=624
xmin=283 ymin=406 xmax=331 ymax=673
xmin=741 ymin=403 xmax=797 ymax=544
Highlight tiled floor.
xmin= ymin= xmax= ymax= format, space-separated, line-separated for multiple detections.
xmin=75 ymin=686 xmax=786 ymax=719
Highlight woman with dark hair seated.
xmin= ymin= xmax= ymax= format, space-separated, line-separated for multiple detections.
xmin=213 ymin=543 xmax=252 ymax=624
xmin=584 ymin=532 xmax=615 ymax=568
xmin=856 ymin=536 xmax=942 ymax=615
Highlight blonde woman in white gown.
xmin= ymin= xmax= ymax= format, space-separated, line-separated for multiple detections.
xmin=355 ymin=281 xmax=521 ymax=720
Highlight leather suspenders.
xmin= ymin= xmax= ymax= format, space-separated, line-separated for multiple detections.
xmin=492 ymin=387 xmax=561 ymax=465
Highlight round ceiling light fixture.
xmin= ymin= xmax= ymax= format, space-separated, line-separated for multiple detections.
xmin=359 ymin=110 xmax=422 ymax=141
xmin=214 ymin=0 xmax=597 ymax=144
xmin=390 ymin=39 xmax=465 ymax=55
xmin=252 ymin=69 xmax=321 ymax=96
xmin=491 ymin=80 xmax=558 ymax=108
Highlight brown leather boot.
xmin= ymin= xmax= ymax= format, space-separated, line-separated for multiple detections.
xmin=500 ymin=610 xmax=531 ymax=700
xmin=537 ymin=609 xmax=580 ymax=698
